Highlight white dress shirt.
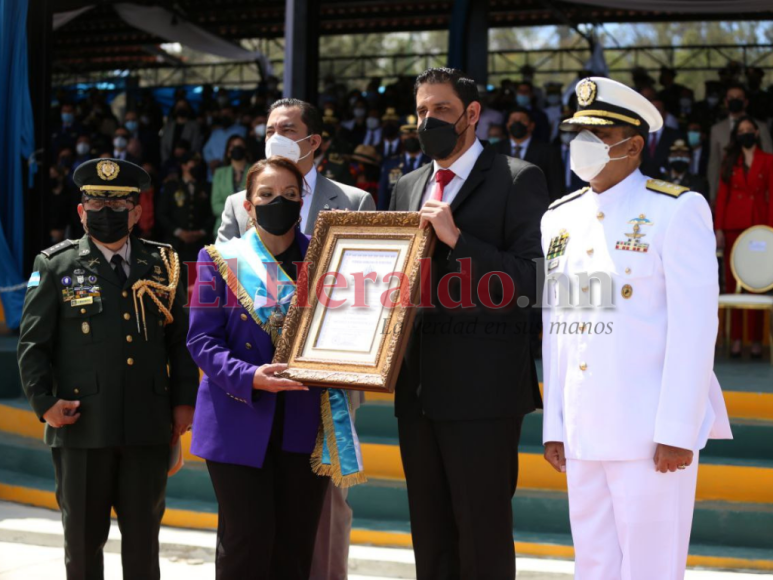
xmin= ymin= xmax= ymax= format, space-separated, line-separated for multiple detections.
xmin=382 ymin=139 xmax=400 ymax=157
xmin=363 ymin=128 xmax=382 ymax=146
xmin=421 ymin=139 xmax=484 ymax=206
xmin=509 ymin=136 xmax=531 ymax=159
xmin=299 ymin=167 xmax=319 ymax=232
xmin=691 ymin=147 xmax=702 ymax=175
xmin=648 ymin=127 xmax=664 ymax=153
xmin=93 ymin=238 xmax=131 ymax=278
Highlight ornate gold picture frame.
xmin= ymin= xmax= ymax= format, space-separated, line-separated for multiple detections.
xmin=273 ymin=211 xmax=435 ymax=393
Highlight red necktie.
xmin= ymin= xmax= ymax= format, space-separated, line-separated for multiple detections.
xmin=649 ymin=134 xmax=658 ymax=157
xmin=431 ymin=169 xmax=455 ymax=202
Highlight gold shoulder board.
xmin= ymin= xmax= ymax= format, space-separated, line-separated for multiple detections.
xmin=548 ymin=187 xmax=590 ymax=211
xmin=646 ymin=179 xmax=689 ymax=198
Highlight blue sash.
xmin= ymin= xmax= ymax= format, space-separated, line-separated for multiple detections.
xmin=205 ymin=228 xmax=366 ymax=487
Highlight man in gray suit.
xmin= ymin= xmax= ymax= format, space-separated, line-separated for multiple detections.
xmin=707 ymin=83 xmax=772 ymax=200
xmin=215 ymin=98 xmax=374 ymax=580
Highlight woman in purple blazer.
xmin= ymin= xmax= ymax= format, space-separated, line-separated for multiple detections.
xmin=187 ymin=157 xmax=328 ymax=579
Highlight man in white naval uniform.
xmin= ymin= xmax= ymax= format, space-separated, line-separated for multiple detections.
xmin=540 ymin=77 xmax=733 ymax=580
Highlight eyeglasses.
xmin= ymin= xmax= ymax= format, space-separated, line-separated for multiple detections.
xmin=83 ymin=199 xmax=136 ymax=212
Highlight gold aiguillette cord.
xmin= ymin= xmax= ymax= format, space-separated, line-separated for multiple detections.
xmin=131 ymin=248 xmax=180 ymax=341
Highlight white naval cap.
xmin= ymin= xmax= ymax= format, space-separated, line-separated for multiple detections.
xmin=560 ymin=77 xmax=663 ymax=135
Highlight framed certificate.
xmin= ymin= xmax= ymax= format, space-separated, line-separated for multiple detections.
xmin=273 ymin=211 xmax=435 ymax=393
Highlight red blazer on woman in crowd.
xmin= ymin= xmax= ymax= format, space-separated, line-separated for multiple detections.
xmin=713 ymin=147 xmax=773 ymax=349
xmin=714 ymin=148 xmax=773 ymax=232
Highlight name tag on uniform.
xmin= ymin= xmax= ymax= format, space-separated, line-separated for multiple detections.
xmin=71 ymin=297 xmax=94 ymax=307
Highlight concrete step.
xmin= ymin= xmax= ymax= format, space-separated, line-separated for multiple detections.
xmin=355 ymin=406 xmax=773 ymax=466
xmin=1 ymin=402 xmax=772 ymax=505
xmin=0 ymin=432 xmax=771 ymax=572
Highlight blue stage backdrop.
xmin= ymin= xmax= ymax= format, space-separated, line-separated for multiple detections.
xmin=0 ymin=0 xmax=34 ymax=329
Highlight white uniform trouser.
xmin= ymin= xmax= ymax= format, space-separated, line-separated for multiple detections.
xmin=566 ymin=453 xmax=699 ymax=580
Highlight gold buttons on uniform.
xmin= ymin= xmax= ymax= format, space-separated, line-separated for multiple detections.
xmin=81 ymin=322 xmax=90 ymax=334
xmin=240 ymin=313 xmax=248 ymax=321
xmin=587 ymin=248 xmax=594 ymax=255
xmin=127 ymin=358 xmax=134 ymax=366
xmin=625 ymin=267 xmax=631 ymax=274
xmin=580 ymin=362 xmax=588 ymax=371
xmin=74 ymin=388 xmax=80 ymax=395
xmin=122 ymin=291 xmax=129 ymax=298
xmin=621 ymin=284 xmax=633 ymax=299
xmin=123 ymin=313 xmax=131 ymax=320
xmin=245 ymin=343 xmax=252 ymax=349
xmin=80 ymin=308 xmax=87 ymax=314
xmin=581 ymin=286 xmax=589 ymax=293
xmin=126 ymin=335 xmax=133 ymax=343
xmin=597 ymin=211 xmax=604 ymax=220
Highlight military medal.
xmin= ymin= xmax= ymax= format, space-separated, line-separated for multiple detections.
xmin=88 ymin=275 xmax=97 ymax=284
xmin=616 ymin=214 xmax=652 ymax=253
xmin=174 ymin=189 xmax=186 ymax=208
xmin=71 ymin=297 xmax=94 ymax=307
xmin=81 ymin=321 xmax=90 ymax=334
xmin=61 ymin=276 xmax=72 ymax=287
xmin=547 ymin=230 xmax=569 ymax=270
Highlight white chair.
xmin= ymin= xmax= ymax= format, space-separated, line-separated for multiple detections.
xmin=718 ymin=225 xmax=773 ymax=364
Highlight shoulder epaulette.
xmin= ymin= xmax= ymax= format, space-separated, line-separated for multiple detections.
xmin=139 ymin=238 xmax=173 ymax=250
xmin=548 ymin=187 xmax=589 ymax=211
xmin=645 ymin=179 xmax=690 ymax=198
xmin=40 ymin=239 xmax=76 ymax=258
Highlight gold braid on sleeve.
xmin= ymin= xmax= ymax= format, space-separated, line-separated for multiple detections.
xmin=131 ymin=248 xmax=180 ymax=341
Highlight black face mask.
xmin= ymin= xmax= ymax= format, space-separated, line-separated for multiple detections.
xmin=403 ymin=137 xmax=421 ymax=154
xmin=254 ymin=196 xmax=301 ymax=236
xmin=86 ymin=207 xmax=131 ymax=244
xmin=669 ymin=160 xmax=690 ymax=174
xmin=230 ymin=146 xmax=246 ymax=161
xmin=727 ymin=98 xmax=745 ymax=114
xmin=738 ymin=132 xmax=757 ymax=149
xmin=417 ymin=110 xmax=467 ymax=160
xmin=508 ymin=121 xmax=529 ymax=140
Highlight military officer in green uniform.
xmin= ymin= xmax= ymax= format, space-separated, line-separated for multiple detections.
xmin=17 ymin=158 xmax=199 ymax=580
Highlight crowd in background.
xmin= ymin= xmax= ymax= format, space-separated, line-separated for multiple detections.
xmin=47 ymin=61 xmax=773 ymax=324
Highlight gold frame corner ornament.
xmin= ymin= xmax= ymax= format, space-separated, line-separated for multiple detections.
xmin=576 ymin=79 xmax=597 ymax=107
xmin=96 ymin=159 xmax=120 ymax=181
xmin=272 ymin=211 xmax=436 ymax=393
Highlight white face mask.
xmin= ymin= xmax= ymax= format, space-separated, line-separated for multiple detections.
xmin=264 ymin=133 xmax=312 ymax=163
xmin=569 ymin=130 xmax=631 ymax=182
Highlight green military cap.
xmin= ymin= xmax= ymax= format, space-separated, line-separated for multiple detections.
xmin=73 ymin=158 xmax=151 ymax=199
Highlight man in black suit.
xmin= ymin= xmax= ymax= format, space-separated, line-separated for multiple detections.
xmin=496 ymin=106 xmax=566 ymax=201
xmin=686 ymin=119 xmax=710 ymax=179
xmin=640 ymin=97 xmax=684 ymax=178
xmin=389 ymin=68 xmax=549 ymax=579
